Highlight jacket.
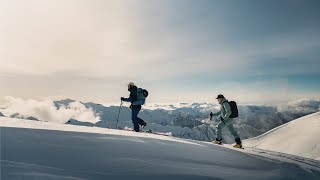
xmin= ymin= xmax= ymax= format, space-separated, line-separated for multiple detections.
xmin=211 ymin=98 xmax=232 ymax=119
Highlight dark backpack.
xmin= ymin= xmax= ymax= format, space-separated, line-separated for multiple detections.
xmin=224 ymin=101 xmax=239 ymax=118
xmin=228 ymin=101 xmax=239 ymax=118
xmin=142 ymin=89 xmax=149 ymax=98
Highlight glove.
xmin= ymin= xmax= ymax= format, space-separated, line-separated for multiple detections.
xmin=210 ymin=112 xmax=213 ymax=120
xmin=121 ymin=97 xmax=125 ymax=101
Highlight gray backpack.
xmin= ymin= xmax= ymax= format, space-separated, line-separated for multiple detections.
xmin=133 ymin=88 xmax=149 ymax=105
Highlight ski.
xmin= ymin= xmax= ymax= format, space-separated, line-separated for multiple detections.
xmin=142 ymin=129 xmax=172 ymax=136
xmin=118 ymin=127 xmax=171 ymax=137
xmin=212 ymin=142 xmax=245 ymax=149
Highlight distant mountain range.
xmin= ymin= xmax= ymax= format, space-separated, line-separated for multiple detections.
xmin=56 ymin=99 xmax=320 ymax=143
xmin=2 ymin=98 xmax=319 ymax=143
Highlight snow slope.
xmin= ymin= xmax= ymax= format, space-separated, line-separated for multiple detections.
xmin=1 ymin=117 xmax=320 ymax=179
xmin=244 ymin=112 xmax=320 ymax=160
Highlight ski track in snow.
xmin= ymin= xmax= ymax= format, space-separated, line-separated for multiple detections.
xmin=0 ymin=117 xmax=204 ymax=147
xmin=198 ymin=142 xmax=320 ymax=173
xmin=244 ymin=112 xmax=320 ymax=160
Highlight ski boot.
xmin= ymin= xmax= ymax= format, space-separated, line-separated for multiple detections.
xmin=233 ymin=138 xmax=243 ymax=149
xmin=140 ymin=121 xmax=147 ymax=129
xmin=213 ymin=138 xmax=222 ymax=145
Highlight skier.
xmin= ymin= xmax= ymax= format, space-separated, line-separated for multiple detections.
xmin=210 ymin=94 xmax=242 ymax=148
xmin=121 ymin=82 xmax=147 ymax=132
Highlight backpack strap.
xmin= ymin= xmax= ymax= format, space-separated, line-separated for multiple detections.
xmin=221 ymin=101 xmax=228 ymax=110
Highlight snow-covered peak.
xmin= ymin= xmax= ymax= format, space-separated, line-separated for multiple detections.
xmin=142 ymin=102 xmax=218 ymax=111
xmin=244 ymin=111 xmax=320 ymax=160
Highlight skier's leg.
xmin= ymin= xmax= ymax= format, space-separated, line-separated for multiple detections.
xmin=131 ymin=107 xmax=140 ymax=132
xmin=138 ymin=118 xmax=146 ymax=126
xmin=216 ymin=121 xmax=226 ymax=140
xmin=136 ymin=105 xmax=146 ymax=127
xmin=227 ymin=122 xmax=240 ymax=139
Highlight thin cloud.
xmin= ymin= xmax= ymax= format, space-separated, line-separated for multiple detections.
xmin=0 ymin=0 xmax=319 ymax=104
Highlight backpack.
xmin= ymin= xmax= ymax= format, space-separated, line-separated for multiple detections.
xmin=223 ymin=101 xmax=239 ymax=118
xmin=134 ymin=88 xmax=149 ymax=105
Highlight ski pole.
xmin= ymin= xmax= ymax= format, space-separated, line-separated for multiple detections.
xmin=220 ymin=117 xmax=225 ymax=124
xmin=116 ymin=101 xmax=123 ymax=129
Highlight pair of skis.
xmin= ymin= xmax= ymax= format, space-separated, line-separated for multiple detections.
xmin=118 ymin=127 xmax=171 ymax=137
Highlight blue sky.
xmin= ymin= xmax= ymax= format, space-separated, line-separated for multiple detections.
xmin=0 ymin=0 xmax=319 ymax=105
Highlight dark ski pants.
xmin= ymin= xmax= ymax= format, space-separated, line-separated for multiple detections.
xmin=131 ymin=106 xmax=146 ymax=132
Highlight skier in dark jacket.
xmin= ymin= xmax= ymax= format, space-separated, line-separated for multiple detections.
xmin=121 ymin=82 xmax=147 ymax=132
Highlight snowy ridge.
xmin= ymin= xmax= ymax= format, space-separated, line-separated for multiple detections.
xmin=244 ymin=112 xmax=320 ymax=160
xmin=0 ymin=117 xmax=201 ymax=146
xmin=1 ymin=117 xmax=320 ymax=179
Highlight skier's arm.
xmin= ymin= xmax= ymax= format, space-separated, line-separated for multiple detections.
xmin=121 ymin=97 xmax=133 ymax=102
xmin=211 ymin=110 xmax=221 ymax=117
xmin=210 ymin=110 xmax=221 ymax=120
xmin=222 ymin=102 xmax=232 ymax=119
xmin=121 ymin=91 xmax=136 ymax=103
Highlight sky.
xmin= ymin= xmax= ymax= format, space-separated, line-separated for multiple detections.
xmin=0 ymin=0 xmax=320 ymax=105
